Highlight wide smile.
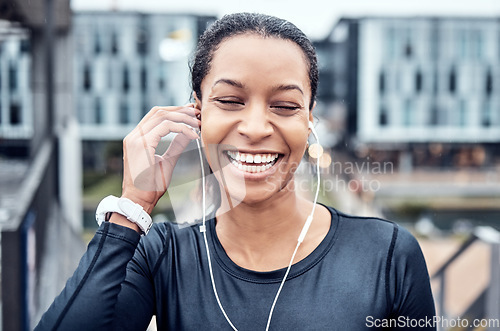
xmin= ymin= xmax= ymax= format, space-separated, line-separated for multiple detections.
xmin=224 ymin=150 xmax=283 ymax=175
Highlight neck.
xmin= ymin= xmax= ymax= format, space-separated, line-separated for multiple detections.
xmin=215 ymin=180 xmax=314 ymax=270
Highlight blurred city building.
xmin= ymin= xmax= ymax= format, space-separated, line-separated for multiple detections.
xmin=316 ymin=17 xmax=500 ymax=325
xmin=0 ymin=21 xmax=32 ymax=147
xmin=72 ymin=12 xmax=215 ymax=170
xmin=317 ymin=17 xmax=500 ymax=221
xmin=320 ymin=16 xmax=500 ymax=168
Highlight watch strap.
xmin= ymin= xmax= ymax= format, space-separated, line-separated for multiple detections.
xmin=96 ymin=195 xmax=152 ymax=235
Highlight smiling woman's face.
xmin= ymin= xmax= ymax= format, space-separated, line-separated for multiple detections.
xmin=197 ymin=33 xmax=313 ymax=205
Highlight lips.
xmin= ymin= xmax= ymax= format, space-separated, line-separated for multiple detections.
xmin=225 ymin=150 xmax=281 ymax=173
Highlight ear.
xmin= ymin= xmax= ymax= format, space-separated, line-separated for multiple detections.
xmin=308 ymin=101 xmax=316 ymax=131
xmin=193 ymin=91 xmax=202 ymax=110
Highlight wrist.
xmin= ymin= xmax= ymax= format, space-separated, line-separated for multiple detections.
xmin=109 ymin=212 xmax=141 ymax=233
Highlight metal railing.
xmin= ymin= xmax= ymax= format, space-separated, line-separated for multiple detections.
xmin=431 ymin=226 xmax=500 ymax=331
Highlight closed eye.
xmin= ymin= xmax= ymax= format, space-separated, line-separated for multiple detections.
xmin=217 ymin=99 xmax=244 ymax=105
xmin=273 ymin=105 xmax=300 ymax=110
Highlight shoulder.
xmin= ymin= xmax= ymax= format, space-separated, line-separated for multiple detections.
xmin=328 ymin=207 xmax=423 ymax=259
xmin=332 ymin=207 xmax=398 ymax=245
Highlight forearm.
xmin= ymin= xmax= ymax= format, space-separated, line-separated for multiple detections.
xmin=35 ymin=222 xmax=141 ymax=331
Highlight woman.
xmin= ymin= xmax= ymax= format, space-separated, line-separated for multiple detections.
xmin=36 ymin=13 xmax=435 ymax=330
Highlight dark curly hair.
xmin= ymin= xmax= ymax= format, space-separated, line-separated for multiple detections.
xmin=191 ymin=12 xmax=318 ymax=110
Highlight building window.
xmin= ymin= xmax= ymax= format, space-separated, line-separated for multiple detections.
xmin=142 ymin=100 xmax=149 ymax=117
xmin=415 ymin=69 xmax=422 ymax=93
xmin=137 ymin=29 xmax=148 ymax=55
xmin=20 ymin=39 xmax=30 ymax=53
xmin=404 ymin=42 xmax=413 ymax=58
xmin=10 ymin=101 xmax=21 ymax=125
xmin=95 ymin=97 xmax=102 ymax=124
xmin=481 ymin=101 xmax=491 ymax=127
xmin=379 ymin=70 xmax=385 ymax=94
xmin=141 ymin=66 xmax=147 ymax=92
xmin=485 ymin=69 xmax=493 ymax=96
xmin=111 ymin=31 xmax=119 ymax=55
xmin=94 ymin=31 xmax=101 ymax=54
xmin=119 ymin=102 xmax=129 ymax=124
xmin=107 ymin=65 xmax=113 ymax=89
xmin=379 ymin=106 xmax=388 ymax=126
xmin=432 ymin=70 xmax=438 ymax=94
xmin=83 ymin=63 xmax=91 ymax=91
xmin=122 ymin=65 xmax=129 ymax=93
xmin=403 ymin=99 xmax=413 ymax=126
xmin=9 ymin=62 xmax=17 ymax=92
xmin=449 ymin=67 xmax=456 ymax=94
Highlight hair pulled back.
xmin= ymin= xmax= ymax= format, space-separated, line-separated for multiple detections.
xmin=191 ymin=13 xmax=318 ymax=110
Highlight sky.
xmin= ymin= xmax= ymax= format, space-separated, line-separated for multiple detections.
xmin=71 ymin=0 xmax=500 ymax=40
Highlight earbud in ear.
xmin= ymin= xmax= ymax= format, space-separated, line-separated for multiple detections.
xmin=308 ymin=121 xmax=314 ymax=130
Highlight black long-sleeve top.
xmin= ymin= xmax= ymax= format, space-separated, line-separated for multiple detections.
xmin=36 ymin=206 xmax=436 ymax=330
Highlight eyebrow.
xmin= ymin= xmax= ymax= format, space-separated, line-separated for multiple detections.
xmin=212 ymin=79 xmax=304 ymax=96
xmin=212 ymin=79 xmax=244 ymax=89
xmin=272 ymin=84 xmax=304 ymax=95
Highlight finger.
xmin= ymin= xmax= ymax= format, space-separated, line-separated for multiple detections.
xmin=160 ymin=131 xmax=194 ymax=168
xmin=161 ymin=133 xmax=195 ymax=178
xmin=137 ymin=105 xmax=198 ymax=127
xmin=133 ymin=131 xmax=196 ymax=192
xmin=144 ymin=121 xmax=199 ymax=147
xmin=140 ymin=110 xmax=200 ymax=133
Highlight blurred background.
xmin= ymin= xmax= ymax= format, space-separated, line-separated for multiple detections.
xmin=0 ymin=0 xmax=499 ymax=330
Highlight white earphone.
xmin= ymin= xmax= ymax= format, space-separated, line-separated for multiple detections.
xmin=195 ymin=120 xmax=321 ymax=331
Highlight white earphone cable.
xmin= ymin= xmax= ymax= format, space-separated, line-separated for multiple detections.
xmin=196 ymin=138 xmax=238 ymax=331
xmin=196 ymin=122 xmax=321 ymax=330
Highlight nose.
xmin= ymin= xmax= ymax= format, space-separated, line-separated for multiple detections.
xmin=237 ymin=102 xmax=274 ymax=142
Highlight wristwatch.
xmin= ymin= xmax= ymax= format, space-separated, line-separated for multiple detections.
xmin=96 ymin=195 xmax=153 ymax=235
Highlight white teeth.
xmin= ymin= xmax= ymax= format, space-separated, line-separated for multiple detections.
xmin=226 ymin=150 xmax=280 ymax=173
xmin=233 ymin=152 xmax=279 ymax=164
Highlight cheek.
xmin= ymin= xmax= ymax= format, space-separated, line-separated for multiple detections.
xmin=199 ymin=106 xmax=233 ymax=168
xmin=280 ymin=120 xmax=309 ymax=155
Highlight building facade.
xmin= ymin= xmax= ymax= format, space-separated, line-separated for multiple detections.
xmin=0 ymin=21 xmax=32 ymax=146
xmin=324 ymin=17 xmax=500 ymax=169
xmin=73 ymin=12 xmax=215 ymax=141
